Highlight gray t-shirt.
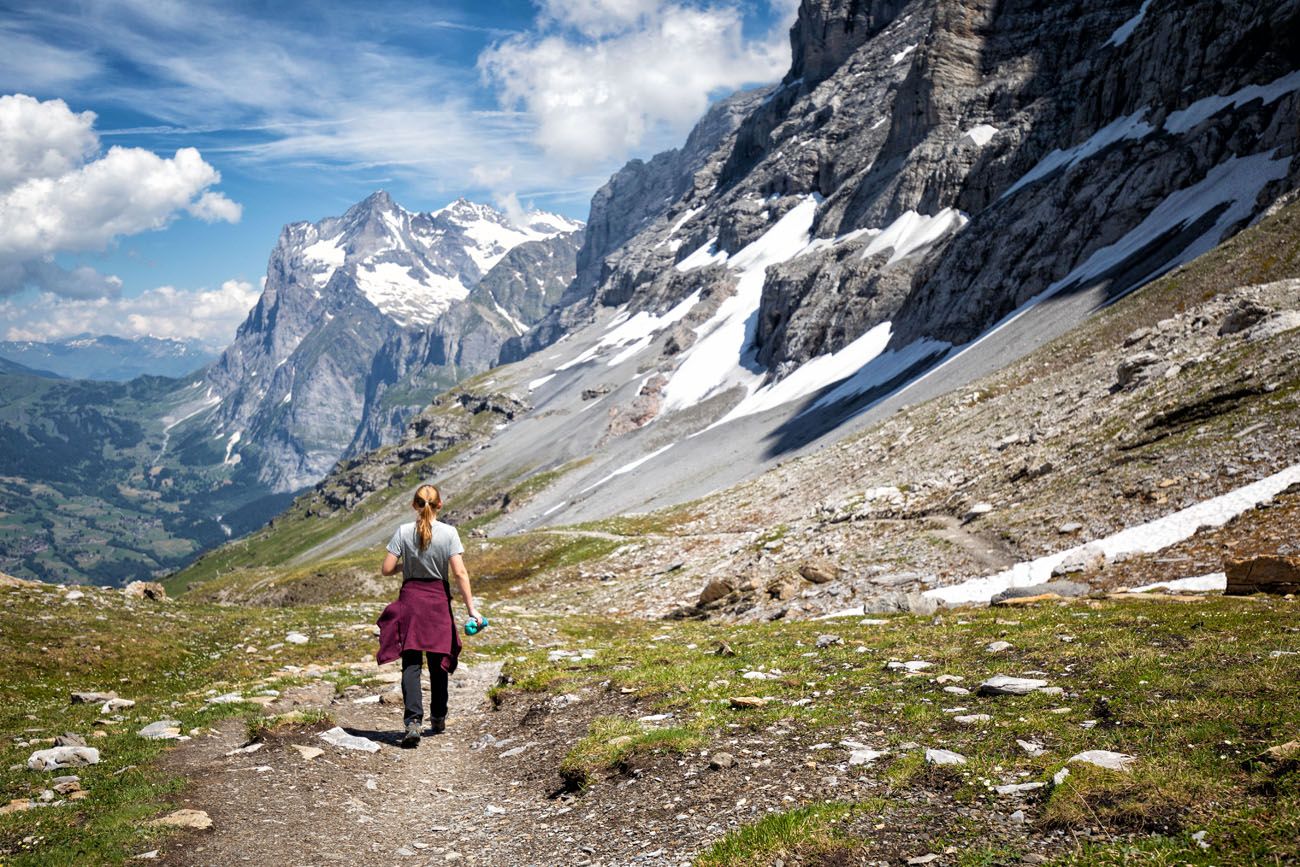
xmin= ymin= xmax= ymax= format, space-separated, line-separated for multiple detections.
xmin=386 ymin=520 xmax=464 ymax=582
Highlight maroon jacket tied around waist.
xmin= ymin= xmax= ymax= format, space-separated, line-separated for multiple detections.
xmin=376 ymin=579 xmax=461 ymax=671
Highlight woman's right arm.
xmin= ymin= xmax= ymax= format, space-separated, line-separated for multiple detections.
xmin=382 ymin=527 xmax=403 ymax=576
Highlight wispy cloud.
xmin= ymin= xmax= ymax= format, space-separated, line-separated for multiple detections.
xmin=2 ymin=0 xmax=791 ymax=200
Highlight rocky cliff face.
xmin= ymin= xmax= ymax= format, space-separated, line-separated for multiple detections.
xmin=527 ymin=0 xmax=1299 ymax=430
xmin=206 ymin=192 xmax=582 ymax=491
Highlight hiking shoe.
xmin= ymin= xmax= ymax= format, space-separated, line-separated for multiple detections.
xmin=401 ymin=722 xmax=421 ymax=747
xmin=429 ymin=716 xmax=445 ymax=735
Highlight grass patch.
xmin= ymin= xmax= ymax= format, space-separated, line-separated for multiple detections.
xmin=0 ymin=581 xmax=380 ymax=865
xmin=559 ymin=716 xmax=704 ymax=789
xmin=466 ymin=531 xmax=624 ymax=595
xmin=494 ymin=595 xmax=1300 ymax=860
xmin=247 ymin=710 xmax=333 ymax=743
xmin=695 ymin=802 xmax=862 ymax=867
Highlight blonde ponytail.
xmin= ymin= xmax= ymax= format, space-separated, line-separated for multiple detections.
xmin=413 ymin=484 xmax=442 ymax=551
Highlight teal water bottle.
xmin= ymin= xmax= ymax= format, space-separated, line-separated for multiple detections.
xmin=464 ymin=615 xmax=489 ymax=635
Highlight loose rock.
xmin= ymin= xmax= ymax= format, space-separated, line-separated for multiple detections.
xmin=1068 ymin=750 xmax=1135 ymax=771
xmin=924 ymin=748 xmax=966 ymax=766
xmin=150 ymin=809 xmax=213 ymax=830
xmin=27 ymin=747 xmax=100 ymax=771
xmin=139 ymin=720 xmax=183 ymax=740
xmin=978 ymin=675 xmax=1049 ymax=696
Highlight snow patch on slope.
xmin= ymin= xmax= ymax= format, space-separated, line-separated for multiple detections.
xmin=1105 ymin=0 xmax=1152 ymax=47
xmin=661 ymin=198 xmax=820 ymax=414
xmin=862 ymin=209 xmax=970 ymax=265
xmin=926 ymin=462 xmax=1300 ymax=605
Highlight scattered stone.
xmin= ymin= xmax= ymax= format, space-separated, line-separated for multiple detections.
xmin=138 ymin=720 xmax=183 ymax=740
xmin=1225 ymin=555 xmax=1300 ymax=596
xmin=101 ymin=698 xmax=135 ymax=713
xmin=729 ymin=696 xmax=771 ymax=709
xmin=1013 ymin=738 xmax=1045 ymax=759
xmin=986 ymin=640 xmax=1014 ymax=653
xmin=709 ymin=752 xmax=736 ymax=770
xmin=861 ymin=591 xmax=939 ymax=616
xmin=963 ymin=503 xmax=993 ymax=522
xmin=484 ymin=804 xmax=507 ymax=816
xmin=319 ymin=727 xmax=381 ymax=753
xmin=1009 ymin=809 xmax=1026 ymax=825
xmin=1053 ymin=768 xmax=1070 ymax=786
xmin=714 ymin=642 xmax=736 ymax=657
xmin=150 ymin=809 xmax=212 ymax=830
xmin=799 ymin=559 xmax=840 ymax=584
xmin=1247 ymin=310 xmax=1300 ymax=341
xmin=1057 ymin=522 xmax=1084 ymax=534
xmin=935 ymin=674 xmax=963 ymax=684
xmin=978 ymin=676 xmax=1049 ymax=696
xmin=51 ymin=776 xmax=80 ymax=794
xmin=924 ymin=748 xmax=966 ymax=766
xmin=1068 ymin=750 xmax=1135 ymax=771
xmin=907 ymin=855 xmax=940 ymax=865
xmin=606 ymin=736 xmax=634 ymax=749
xmin=1219 ymin=299 xmax=1272 ymax=335
xmin=285 ymin=632 xmax=310 ymax=645
xmin=995 ymin=782 xmax=1045 ymax=796
xmin=1116 ymin=352 xmax=1160 ymax=388
xmin=291 ymin=745 xmax=324 ymax=761
xmin=55 ymin=733 xmax=87 ymax=747
xmin=27 ymin=746 xmax=100 ymax=771
xmin=943 ymin=686 xmax=970 ymax=695
xmin=0 ymin=799 xmax=33 ymax=815
xmin=886 ymin=660 xmax=933 ymax=672
xmin=1051 ymin=547 xmax=1105 ymax=577
xmin=122 ymin=581 xmax=167 ymax=600
xmin=65 ymin=590 xmax=85 ymax=601
xmin=848 ymin=748 xmax=887 ymax=765
xmin=991 ymin=581 xmax=1089 ymax=604
xmin=697 ymin=579 xmax=733 ymax=606
xmin=953 ymin=714 xmax=992 ymax=725
xmin=815 ymin=634 xmax=842 ymax=648
xmin=1192 ymin=830 xmax=1211 ymax=850
xmin=71 ymin=691 xmax=116 ymax=705
xmin=764 ymin=575 xmax=800 ymax=601
xmin=206 ymin=692 xmax=245 ymax=705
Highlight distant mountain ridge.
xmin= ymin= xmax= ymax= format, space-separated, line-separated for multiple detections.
xmin=204 ymin=191 xmax=584 ymax=491
xmin=0 ymin=334 xmax=214 ymax=381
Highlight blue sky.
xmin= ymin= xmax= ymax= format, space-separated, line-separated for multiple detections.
xmin=0 ymin=0 xmax=795 ymax=348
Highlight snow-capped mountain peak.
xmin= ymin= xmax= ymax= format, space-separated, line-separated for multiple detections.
xmin=289 ymin=193 xmax=581 ymax=327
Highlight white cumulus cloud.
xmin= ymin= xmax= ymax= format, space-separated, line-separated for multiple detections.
xmin=480 ymin=1 xmax=790 ymax=166
xmin=0 ymin=93 xmax=240 ymax=297
xmin=1 ymin=278 xmax=259 ymax=350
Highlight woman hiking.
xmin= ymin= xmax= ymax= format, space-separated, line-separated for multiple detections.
xmin=376 ymin=484 xmax=482 ymax=747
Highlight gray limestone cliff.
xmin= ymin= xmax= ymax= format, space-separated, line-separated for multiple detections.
xmin=205 ymin=192 xmax=582 ymax=491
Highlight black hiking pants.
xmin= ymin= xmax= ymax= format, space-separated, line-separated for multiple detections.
xmin=401 ymin=650 xmax=449 ymax=727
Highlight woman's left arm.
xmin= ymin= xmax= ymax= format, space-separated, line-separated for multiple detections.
xmin=449 ymin=553 xmax=479 ymax=622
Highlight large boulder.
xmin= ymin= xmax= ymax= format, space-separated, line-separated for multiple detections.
xmin=1225 ymin=555 xmax=1300 ymax=596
